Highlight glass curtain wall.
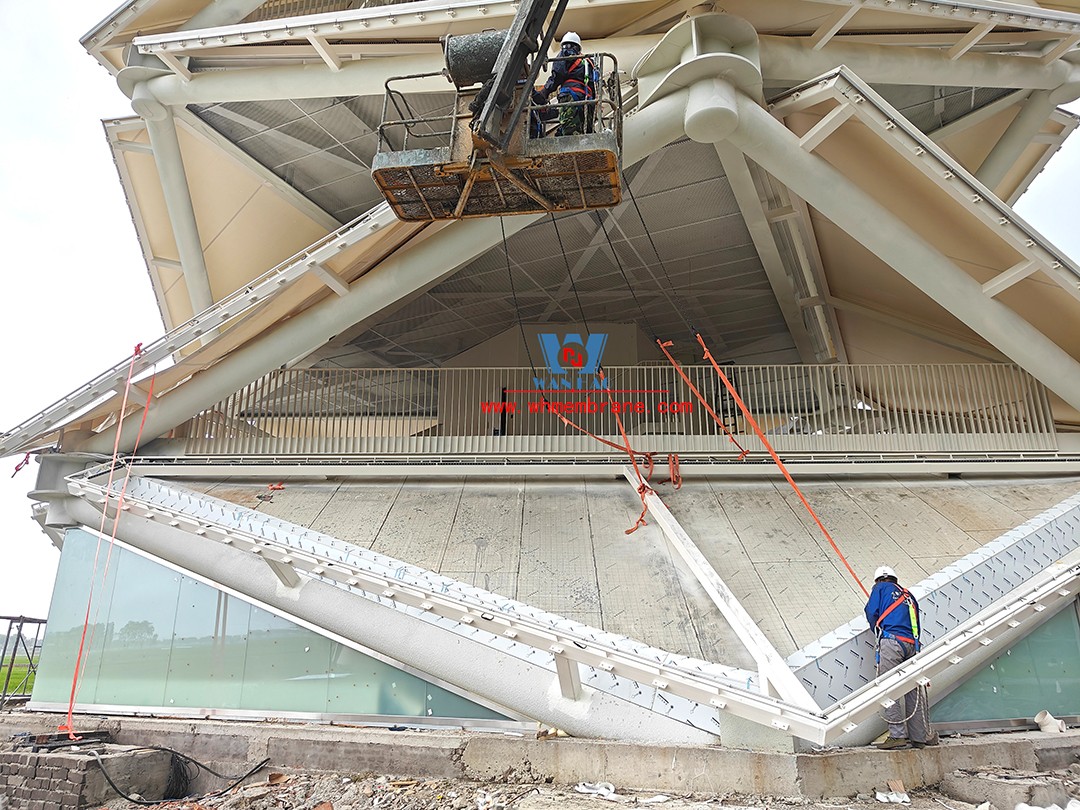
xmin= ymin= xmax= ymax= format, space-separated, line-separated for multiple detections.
xmin=932 ymin=601 xmax=1080 ymax=726
xmin=31 ymin=528 xmax=509 ymax=723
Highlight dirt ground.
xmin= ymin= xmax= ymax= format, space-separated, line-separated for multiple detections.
xmin=97 ymin=769 xmax=981 ymax=810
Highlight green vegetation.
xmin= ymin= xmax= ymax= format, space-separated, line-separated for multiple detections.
xmin=1 ymin=657 xmax=38 ymax=696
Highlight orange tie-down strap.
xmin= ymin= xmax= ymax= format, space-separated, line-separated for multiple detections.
xmin=691 ymin=333 xmax=867 ymax=597
xmin=60 ymin=346 xmax=158 ymax=740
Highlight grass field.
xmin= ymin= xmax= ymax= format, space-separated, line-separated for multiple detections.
xmin=1 ymin=658 xmax=37 ymax=696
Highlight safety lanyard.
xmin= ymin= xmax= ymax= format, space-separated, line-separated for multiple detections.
xmin=875 ymin=587 xmax=919 ymax=645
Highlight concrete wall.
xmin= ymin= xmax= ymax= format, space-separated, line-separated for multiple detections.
xmin=2 ymin=714 xmax=1078 ymax=799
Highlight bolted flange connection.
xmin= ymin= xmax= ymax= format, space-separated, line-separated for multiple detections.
xmin=633 ymin=13 xmax=762 ymax=143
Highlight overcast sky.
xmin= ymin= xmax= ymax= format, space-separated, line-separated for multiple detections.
xmin=1 ymin=1 xmax=1079 ymax=619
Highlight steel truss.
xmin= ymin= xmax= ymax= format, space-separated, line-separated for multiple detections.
xmin=63 ymin=468 xmax=1080 ymax=744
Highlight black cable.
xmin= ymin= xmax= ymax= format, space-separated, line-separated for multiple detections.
xmin=592 ymin=210 xmax=657 ymax=340
xmin=88 ymin=746 xmax=270 ymax=806
xmin=549 ymin=212 xmax=594 ymax=341
xmin=129 ymin=744 xmax=251 ymax=781
xmin=621 ymin=167 xmax=696 ymax=337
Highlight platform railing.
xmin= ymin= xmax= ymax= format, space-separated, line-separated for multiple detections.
xmin=0 ymin=616 xmax=45 ymax=710
xmin=178 ymin=363 xmax=1056 ymax=457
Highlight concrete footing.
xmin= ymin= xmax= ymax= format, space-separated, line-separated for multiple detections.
xmin=1 ymin=713 xmax=1078 ymax=800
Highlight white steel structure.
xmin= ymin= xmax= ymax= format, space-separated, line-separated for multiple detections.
xmin=7 ymin=0 xmax=1080 ymax=748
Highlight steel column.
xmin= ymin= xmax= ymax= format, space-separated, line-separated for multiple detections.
xmin=719 ymin=92 xmax=1080 ymax=413
xmin=975 ymin=89 xmax=1059 ymax=193
xmin=134 ymin=92 xmax=216 ymax=317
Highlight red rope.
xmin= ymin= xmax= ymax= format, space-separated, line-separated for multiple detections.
xmin=656 ymin=339 xmax=750 ymax=459
xmin=694 ymin=334 xmax=868 ymax=596
xmin=597 ymin=370 xmax=653 ymax=534
xmin=60 ymin=347 xmax=157 ymax=739
xmin=11 ymin=452 xmax=31 ymax=478
xmin=656 ymin=453 xmax=682 ymax=490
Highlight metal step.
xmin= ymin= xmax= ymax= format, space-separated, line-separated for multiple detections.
xmin=788 ymin=489 xmax=1080 ymax=706
xmin=0 ymin=203 xmax=401 ymax=458
xmin=64 ymin=466 xmax=1080 ymax=744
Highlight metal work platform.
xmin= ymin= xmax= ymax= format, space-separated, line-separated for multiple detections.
xmin=373 ymin=133 xmax=621 ymax=221
xmin=372 ymin=49 xmax=623 ymax=221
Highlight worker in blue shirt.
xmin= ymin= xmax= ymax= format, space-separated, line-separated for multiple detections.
xmin=864 ymin=565 xmax=931 ymax=750
xmin=540 ymin=32 xmax=596 ymax=136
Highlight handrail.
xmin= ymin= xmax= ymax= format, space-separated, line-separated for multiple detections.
xmin=66 ymin=469 xmax=1080 ymax=744
xmin=0 ymin=202 xmax=401 ymax=459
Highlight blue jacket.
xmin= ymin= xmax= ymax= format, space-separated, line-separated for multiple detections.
xmin=542 ymin=45 xmax=592 ymax=100
xmin=864 ymin=580 xmax=920 ymax=643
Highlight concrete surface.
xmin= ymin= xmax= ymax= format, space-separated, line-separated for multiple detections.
xmin=176 ymin=474 xmax=1080 ymax=661
xmin=941 ymin=770 xmax=1071 ymax=810
xmin=1 ymin=713 xmax=1078 ymax=799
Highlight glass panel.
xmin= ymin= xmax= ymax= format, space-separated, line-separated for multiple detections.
xmin=932 ymin=603 xmax=1080 ymax=723
xmin=239 ymin=611 xmax=333 ymax=712
xmin=326 ymin=643 xmax=427 ymax=716
xmin=427 ymin=685 xmax=506 ymax=720
xmin=163 ymin=581 xmax=250 ymax=710
xmin=34 ymin=528 xmax=507 ymax=722
xmin=89 ymin=547 xmax=181 ymax=706
xmin=30 ymin=528 xmax=111 ymax=704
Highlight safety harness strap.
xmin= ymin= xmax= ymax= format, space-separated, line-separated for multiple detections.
xmin=875 ymin=587 xmax=920 ymax=648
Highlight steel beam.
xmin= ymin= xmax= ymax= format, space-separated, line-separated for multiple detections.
xmin=621 ymin=466 xmax=816 ymax=708
xmin=975 ymin=89 xmax=1058 ymax=193
xmin=808 ymin=6 xmax=859 ymax=51
xmin=759 ymin=35 xmax=1075 ymax=91
xmin=718 ymin=92 xmax=1080 ymax=412
xmin=947 ymin=22 xmax=995 ymax=61
xmin=714 ymin=142 xmax=820 ymax=363
xmin=138 ymin=37 xmax=660 ymax=107
xmin=137 ymin=98 xmax=216 ymax=317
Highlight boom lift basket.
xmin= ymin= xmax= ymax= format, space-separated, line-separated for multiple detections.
xmin=372 ymin=42 xmax=623 ymax=222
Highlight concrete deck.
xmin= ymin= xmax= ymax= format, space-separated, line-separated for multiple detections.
xmin=2 ymin=712 xmax=1078 ymax=798
xmin=171 ymin=473 xmax=1080 ymax=663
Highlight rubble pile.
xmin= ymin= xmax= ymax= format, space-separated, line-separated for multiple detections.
xmin=93 ymin=772 xmax=985 ymax=810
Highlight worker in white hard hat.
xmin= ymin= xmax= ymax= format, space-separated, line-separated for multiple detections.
xmin=864 ymin=565 xmax=932 ymax=750
xmin=539 ymin=32 xmax=596 ymax=136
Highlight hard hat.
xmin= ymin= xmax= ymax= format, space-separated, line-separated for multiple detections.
xmin=561 ymin=32 xmax=582 ymax=47
xmin=874 ymin=565 xmax=896 ymax=581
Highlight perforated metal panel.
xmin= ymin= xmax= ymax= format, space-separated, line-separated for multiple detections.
xmin=788 ymin=493 xmax=1080 ymax=706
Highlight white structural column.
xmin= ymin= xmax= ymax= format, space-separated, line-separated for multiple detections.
xmin=77 ymin=91 xmax=691 ymax=456
xmin=131 ymin=35 xmax=1080 ymax=109
xmin=132 ymin=88 xmax=216 ymax=316
xmin=61 ymin=496 xmax=716 ymax=745
xmin=975 ymin=89 xmax=1059 ymax=193
xmin=714 ymin=94 xmax=1080 ymax=413
xmin=759 ymin=35 xmax=1076 ymax=91
xmin=621 ymin=467 xmax=816 ymax=709
xmin=140 ymin=37 xmax=661 ymax=107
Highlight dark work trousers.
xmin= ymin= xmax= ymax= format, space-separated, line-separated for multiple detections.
xmin=877 ymin=636 xmax=930 ymax=742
